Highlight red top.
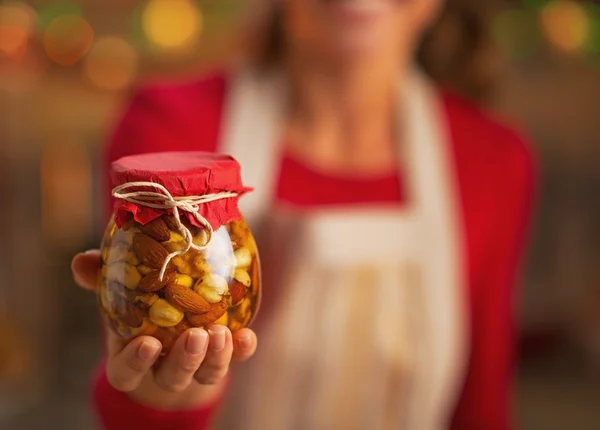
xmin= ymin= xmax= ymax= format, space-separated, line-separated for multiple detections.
xmin=95 ymin=74 xmax=536 ymax=430
xmin=110 ymin=151 xmax=250 ymax=230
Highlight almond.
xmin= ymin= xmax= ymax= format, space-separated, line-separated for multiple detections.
xmin=186 ymin=301 xmax=229 ymax=327
xmin=138 ymin=269 xmax=177 ymax=292
xmin=174 ymin=319 xmax=195 ymax=334
xmin=163 ymin=215 xmax=200 ymax=236
xmin=182 ymin=218 xmax=201 ymax=236
xmin=165 ymin=283 xmax=211 ymax=314
xmin=140 ymin=217 xmax=171 ymax=242
xmin=114 ymin=295 xmax=144 ymax=328
xmin=163 ymin=214 xmax=181 ymax=231
xmin=125 ymin=290 xmax=159 ymax=309
xmin=105 ymin=315 xmax=121 ymax=334
xmin=229 ymin=280 xmax=246 ymax=306
xmin=133 ymin=233 xmax=169 ymax=269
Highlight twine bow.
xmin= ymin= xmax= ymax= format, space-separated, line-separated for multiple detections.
xmin=112 ymin=181 xmax=238 ymax=281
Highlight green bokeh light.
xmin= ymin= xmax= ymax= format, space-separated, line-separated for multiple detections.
xmin=492 ymin=7 xmax=542 ymax=60
xmin=128 ymin=2 xmax=147 ymax=52
xmin=583 ymin=2 xmax=600 ymax=55
xmin=522 ymin=0 xmax=553 ymax=10
xmin=37 ymin=2 xmax=83 ymax=31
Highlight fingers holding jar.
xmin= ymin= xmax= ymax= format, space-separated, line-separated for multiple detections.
xmin=103 ymin=325 xmax=257 ymax=406
xmin=193 ymin=325 xmax=233 ymax=385
xmin=154 ymin=328 xmax=210 ymax=393
xmin=105 ymin=335 xmax=162 ymax=393
xmin=71 ymin=250 xmax=102 ymax=291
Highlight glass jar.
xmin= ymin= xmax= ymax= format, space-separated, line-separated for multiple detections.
xmin=99 ymin=152 xmax=260 ymax=354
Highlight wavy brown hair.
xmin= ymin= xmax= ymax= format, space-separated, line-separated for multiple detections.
xmin=256 ymin=1 xmax=501 ymax=103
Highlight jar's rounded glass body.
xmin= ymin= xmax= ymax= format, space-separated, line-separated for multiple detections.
xmin=98 ymin=215 xmax=260 ymax=354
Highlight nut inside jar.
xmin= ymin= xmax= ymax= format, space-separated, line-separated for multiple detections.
xmin=98 ymin=215 xmax=260 ymax=355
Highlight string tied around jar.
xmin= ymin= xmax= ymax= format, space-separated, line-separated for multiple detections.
xmin=112 ymin=181 xmax=238 ymax=281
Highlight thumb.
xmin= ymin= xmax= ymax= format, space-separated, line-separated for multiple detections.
xmin=72 ymin=250 xmax=102 ymax=291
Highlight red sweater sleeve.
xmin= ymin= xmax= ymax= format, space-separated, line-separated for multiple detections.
xmin=447 ymin=95 xmax=537 ymax=430
xmin=94 ymin=76 xmax=226 ymax=430
xmin=92 ymin=364 xmax=220 ymax=430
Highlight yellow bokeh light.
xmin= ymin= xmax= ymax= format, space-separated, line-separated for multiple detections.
xmin=141 ymin=0 xmax=203 ymax=51
xmin=83 ymin=36 xmax=139 ymax=91
xmin=541 ymin=0 xmax=591 ymax=54
xmin=43 ymin=14 xmax=94 ymax=66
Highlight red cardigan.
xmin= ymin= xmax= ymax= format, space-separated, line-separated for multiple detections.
xmin=94 ymin=74 xmax=536 ymax=430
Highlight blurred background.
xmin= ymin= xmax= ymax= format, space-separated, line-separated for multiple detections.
xmin=0 ymin=0 xmax=599 ymax=428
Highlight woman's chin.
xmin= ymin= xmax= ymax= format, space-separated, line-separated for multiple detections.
xmin=327 ymin=33 xmax=391 ymax=62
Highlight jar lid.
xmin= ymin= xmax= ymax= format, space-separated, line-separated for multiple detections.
xmin=110 ymin=151 xmax=252 ymax=230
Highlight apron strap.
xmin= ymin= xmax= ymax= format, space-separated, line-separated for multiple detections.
xmin=400 ymin=70 xmax=468 ymax=429
xmin=219 ymin=68 xmax=287 ymax=227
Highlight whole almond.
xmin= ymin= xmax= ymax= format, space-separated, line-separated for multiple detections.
xmin=186 ymin=301 xmax=228 ymax=327
xmin=165 ymin=283 xmax=211 ymax=314
xmin=229 ymin=280 xmax=246 ymax=306
xmin=163 ymin=214 xmax=181 ymax=231
xmin=133 ymin=233 xmax=169 ymax=269
xmin=138 ymin=269 xmax=177 ymax=292
xmin=182 ymin=219 xmax=201 ymax=236
xmin=140 ymin=217 xmax=171 ymax=242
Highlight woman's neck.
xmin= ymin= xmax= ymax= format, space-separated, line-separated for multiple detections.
xmin=284 ymin=53 xmax=403 ymax=174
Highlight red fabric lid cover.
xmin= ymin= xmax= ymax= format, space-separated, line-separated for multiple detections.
xmin=110 ymin=152 xmax=252 ymax=230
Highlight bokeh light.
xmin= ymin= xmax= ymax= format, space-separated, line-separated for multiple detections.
xmin=492 ymin=8 xmax=541 ymax=60
xmin=37 ymin=2 xmax=82 ymax=31
xmin=583 ymin=3 xmax=600 ymax=56
xmin=83 ymin=36 xmax=139 ymax=91
xmin=141 ymin=0 xmax=203 ymax=52
xmin=522 ymin=0 xmax=553 ymax=9
xmin=43 ymin=14 xmax=94 ymax=66
xmin=0 ymin=25 xmax=28 ymax=58
xmin=0 ymin=1 xmax=37 ymax=59
xmin=540 ymin=0 xmax=591 ymax=54
xmin=129 ymin=3 xmax=146 ymax=50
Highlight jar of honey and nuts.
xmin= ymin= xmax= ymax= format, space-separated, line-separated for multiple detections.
xmin=99 ymin=152 xmax=260 ymax=354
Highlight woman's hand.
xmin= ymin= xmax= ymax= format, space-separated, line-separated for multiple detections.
xmin=71 ymin=250 xmax=257 ymax=410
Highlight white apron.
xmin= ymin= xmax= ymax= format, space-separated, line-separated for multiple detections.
xmin=214 ymin=68 xmax=468 ymax=430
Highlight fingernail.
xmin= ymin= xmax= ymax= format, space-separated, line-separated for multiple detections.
xmin=237 ymin=334 xmax=252 ymax=350
xmin=208 ymin=327 xmax=226 ymax=352
xmin=138 ymin=341 xmax=160 ymax=361
xmin=186 ymin=329 xmax=208 ymax=356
